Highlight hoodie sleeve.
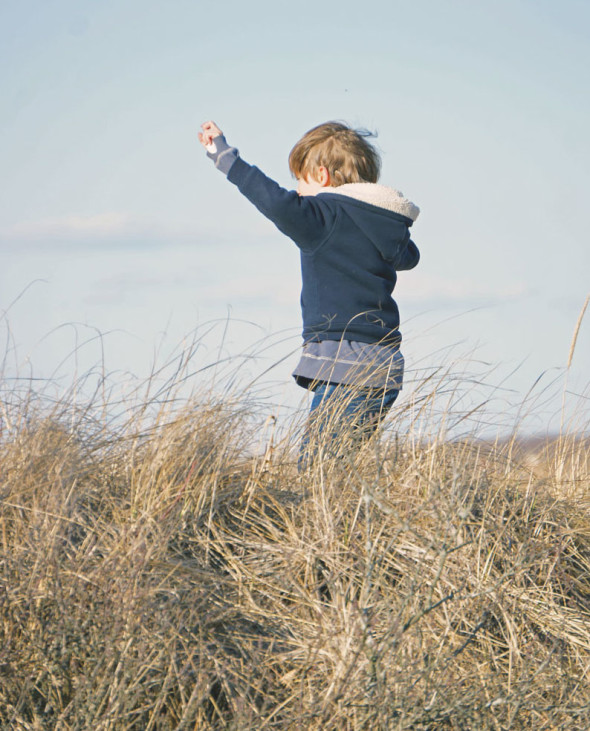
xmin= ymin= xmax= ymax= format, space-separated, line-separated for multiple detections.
xmin=395 ymin=239 xmax=420 ymax=270
xmin=225 ymin=157 xmax=335 ymax=252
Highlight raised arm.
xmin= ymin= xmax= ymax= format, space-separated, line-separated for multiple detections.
xmin=198 ymin=121 xmax=334 ymax=251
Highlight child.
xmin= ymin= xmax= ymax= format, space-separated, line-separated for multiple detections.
xmin=198 ymin=120 xmax=420 ymax=467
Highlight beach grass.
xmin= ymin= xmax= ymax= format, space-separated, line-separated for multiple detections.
xmin=0 ymin=351 xmax=589 ymax=730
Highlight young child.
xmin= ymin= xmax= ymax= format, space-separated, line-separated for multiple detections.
xmin=198 ymin=120 xmax=420 ymax=466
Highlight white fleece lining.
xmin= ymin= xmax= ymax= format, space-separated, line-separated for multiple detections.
xmin=318 ymin=183 xmax=420 ymax=222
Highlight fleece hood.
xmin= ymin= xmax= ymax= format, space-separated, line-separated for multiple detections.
xmin=317 ymin=183 xmax=420 ymax=265
xmin=319 ymin=183 xmax=420 ymax=221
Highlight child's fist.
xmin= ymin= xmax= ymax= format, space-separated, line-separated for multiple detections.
xmin=198 ymin=120 xmax=223 ymax=149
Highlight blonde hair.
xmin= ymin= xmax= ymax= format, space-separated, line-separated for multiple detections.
xmin=288 ymin=121 xmax=381 ymax=187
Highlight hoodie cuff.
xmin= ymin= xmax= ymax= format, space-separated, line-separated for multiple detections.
xmin=206 ymin=135 xmax=240 ymax=176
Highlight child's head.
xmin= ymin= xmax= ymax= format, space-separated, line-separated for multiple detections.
xmin=289 ymin=121 xmax=381 ymax=190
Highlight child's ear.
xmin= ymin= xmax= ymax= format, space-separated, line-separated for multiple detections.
xmin=317 ymin=166 xmax=331 ymax=187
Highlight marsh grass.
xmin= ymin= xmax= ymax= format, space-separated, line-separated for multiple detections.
xmin=1 ymin=345 xmax=589 ymax=729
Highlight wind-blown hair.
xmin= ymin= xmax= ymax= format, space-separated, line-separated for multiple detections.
xmin=289 ymin=121 xmax=381 ymax=187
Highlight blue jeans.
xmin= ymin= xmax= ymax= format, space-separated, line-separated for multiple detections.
xmin=298 ymin=382 xmax=399 ymax=470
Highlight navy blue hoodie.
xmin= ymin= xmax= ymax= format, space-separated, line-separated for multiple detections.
xmin=225 ymin=156 xmax=420 ymax=346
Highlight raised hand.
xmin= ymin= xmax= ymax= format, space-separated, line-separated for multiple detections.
xmin=198 ymin=120 xmax=223 ymax=148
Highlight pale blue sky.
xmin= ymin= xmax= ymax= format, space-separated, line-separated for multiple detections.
xmin=1 ymin=0 xmax=589 ymax=431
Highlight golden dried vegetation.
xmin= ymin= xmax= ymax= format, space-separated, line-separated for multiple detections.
xmin=0 ymin=358 xmax=589 ymax=730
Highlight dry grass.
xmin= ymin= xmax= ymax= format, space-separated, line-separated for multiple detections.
xmin=1 ymin=358 xmax=589 ymax=730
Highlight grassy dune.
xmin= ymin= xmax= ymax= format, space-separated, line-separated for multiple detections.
xmin=1 ymin=360 xmax=589 ymax=729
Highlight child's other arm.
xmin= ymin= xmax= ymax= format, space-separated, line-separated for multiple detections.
xmin=395 ymin=238 xmax=420 ymax=270
xmin=198 ymin=121 xmax=333 ymax=251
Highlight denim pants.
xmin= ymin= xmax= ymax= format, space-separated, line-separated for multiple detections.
xmin=298 ymin=382 xmax=399 ymax=470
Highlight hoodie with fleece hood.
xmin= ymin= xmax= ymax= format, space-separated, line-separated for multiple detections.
xmin=206 ymin=136 xmax=420 ymax=384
